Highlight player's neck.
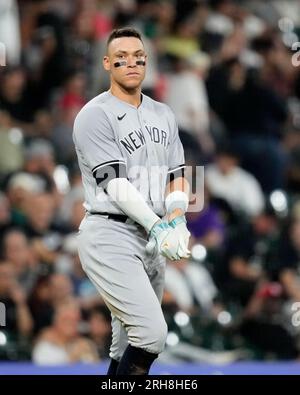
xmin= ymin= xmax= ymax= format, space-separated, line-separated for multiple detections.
xmin=109 ymin=84 xmax=142 ymax=108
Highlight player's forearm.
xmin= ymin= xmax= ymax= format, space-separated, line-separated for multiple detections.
xmin=165 ymin=176 xmax=189 ymax=196
xmin=106 ymin=178 xmax=160 ymax=233
xmin=165 ymin=177 xmax=190 ymax=221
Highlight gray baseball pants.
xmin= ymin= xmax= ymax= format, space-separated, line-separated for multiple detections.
xmin=77 ymin=212 xmax=167 ymax=360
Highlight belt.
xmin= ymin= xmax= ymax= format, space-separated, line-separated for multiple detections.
xmin=88 ymin=212 xmax=129 ymax=223
xmin=88 ymin=212 xmax=162 ymax=224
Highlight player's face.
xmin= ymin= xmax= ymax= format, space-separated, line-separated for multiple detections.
xmin=103 ymin=37 xmax=147 ymax=90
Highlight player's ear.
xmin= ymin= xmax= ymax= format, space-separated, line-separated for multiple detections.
xmin=103 ymin=55 xmax=110 ymax=71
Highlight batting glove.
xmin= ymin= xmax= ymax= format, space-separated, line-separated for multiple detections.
xmin=146 ymin=220 xmax=182 ymax=260
xmin=168 ymin=215 xmax=191 ymax=259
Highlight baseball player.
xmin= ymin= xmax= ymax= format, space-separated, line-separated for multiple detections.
xmin=73 ymin=27 xmax=191 ymax=375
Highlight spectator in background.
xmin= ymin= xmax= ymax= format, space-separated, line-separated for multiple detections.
xmin=284 ymin=124 xmax=300 ymax=194
xmin=2 ymin=228 xmax=39 ymax=294
xmin=206 ymin=146 xmax=265 ymax=218
xmin=87 ymin=306 xmax=111 ymax=360
xmin=58 ymin=164 xmax=85 ymax=229
xmin=165 ymin=257 xmax=219 ymax=315
xmin=5 ymin=172 xmax=48 ymax=228
xmin=238 ymin=278 xmax=299 ymax=360
xmin=28 ymin=275 xmax=52 ymax=335
xmin=22 ymin=0 xmax=68 ymax=110
xmin=252 ymin=33 xmax=296 ymax=99
xmin=149 ymin=0 xmax=176 ymax=38
xmin=216 ymin=206 xmax=280 ymax=307
xmin=32 ymin=110 xmax=54 ymax=140
xmin=32 ymin=300 xmax=98 ymax=365
xmin=58 ymin=233 xmax=100 ymax=311
xmin=24 ymin=139 xmax=55 ymax=179
xmin=59 ymin=187 xmax=85 ymax=232
xmin=0 ymin=67 xmax=34 ymax=127
xmin=57 ymin=71 xmax=87 ymax=114
xmin=0 ymin=111 xmax=24 ymax=176
xmin=275 ymin=218 xmax=300 ymax=302
xmin=74 ymin=0 xmax=112 ymax=42
xmin=0 ymin=110 xmax=13 ymax=130
xmin=23 ymin=139 xmax=62 ymax=210
xmin=68 ymin=0 xmax=113 ymax=97
xmin=206 ymin=54 xmax=288 ymax=193
xmin=0 ymin=0 xmax=21 ymax=65
xmin=0 ymin=262 xmax=33 ymax=339
xmin=18 ymin=191 xmax=65 ymax=269
xmin=186 ymin=186 xmax=226 ymax=251
xmin=48 ymin=273 xmax=74 ymax=308
xmin=0 ymin=192 xmax=11 ymax=233
xmin=22 ymin=192 xmax=55 ymax=238
xmin=52 ymin=71 xmax=87 ymax=165
xmin=30 ymin=273 xmax=75 ymax=335
xmin=163 ymin=52 xmax=214 ymax=159
xmin=160 ymin=9 xmax=202 ymax=59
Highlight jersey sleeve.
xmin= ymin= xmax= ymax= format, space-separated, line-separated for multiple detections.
xmin=73 ymin=105 xmax=127 ymax=189
xmin=167 ymin=107 xmax=186 ymax=181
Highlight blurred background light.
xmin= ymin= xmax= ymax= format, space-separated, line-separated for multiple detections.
xmin=217 ymin=311 xmax=232 ymax=326
xmin=191 ymin=244 xmax=207 ymax=262
xmin=270 ymin=190 xmax=288 ymax=213
xmin=8 ymin=128 xmax=23 ymax=145
xmin=166 ymin=332 xmax=179 ymax=347
xmin=282 ymin=32 xmax=299 ymax=47
xmin=0 ymin=332 xmax=7 ymax=347
xmin=174 ymin=311 xmax=190 ymax=327
xmin=53 ymin=165 xmax=70 ymax=194
xmin=278 ymin=17 xmax=294 ymax=32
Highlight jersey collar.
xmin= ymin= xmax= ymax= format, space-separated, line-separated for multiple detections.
xmin=107 ymin=90 xmax=145 ymax=110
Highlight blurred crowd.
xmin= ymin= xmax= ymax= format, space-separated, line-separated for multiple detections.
xmin=1 ymin=0 xmax=300 ymax=365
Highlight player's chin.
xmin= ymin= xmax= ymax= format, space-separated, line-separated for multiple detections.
xmin=122 ymin=80 xmax=142 ymax=90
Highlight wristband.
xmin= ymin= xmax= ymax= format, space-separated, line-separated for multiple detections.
xmin=165 ymin=191 xmax=189 ymax=214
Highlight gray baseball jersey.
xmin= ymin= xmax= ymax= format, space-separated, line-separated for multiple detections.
xmin=73 ymin=90 xmax=185 ymax=217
